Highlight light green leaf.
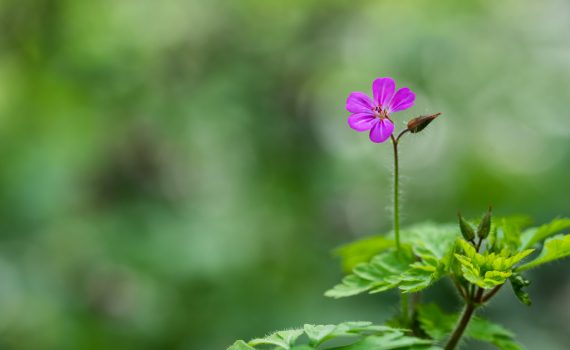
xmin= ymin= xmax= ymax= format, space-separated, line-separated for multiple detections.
xmin=304 ymin=324 xmax=336 ymax=346
xmin=227 ymin=340 xmax=256 ymax=350
xmin=417 ymin=304 xmax=523 ymax=350
xmin=488 ymin=216 xmax=533 ymax=251
xmin=454 ymin=239 xmax=534 ymax=289
xmin=329 ymin=333 xmax=440 ymax=350
xmin=235 ymin=322 xmax=421 ymax=350
xmin=521 ymin=218 xmax=570 ymax=249
xmin=334 ymin=235 xmax=395 ymax=272
xmin=517 ymin=234 xmax=570 ymax=271
xmin=327 ymin=223 xmax=460 ymax=298
xmin=249 ymin=329 xmax=303 ymax=349
xmin=325 ymin=250 xmax=413 ymax=298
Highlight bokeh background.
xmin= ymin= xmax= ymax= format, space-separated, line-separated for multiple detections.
xmin=1 ymin=0 xmax=569 ymax=349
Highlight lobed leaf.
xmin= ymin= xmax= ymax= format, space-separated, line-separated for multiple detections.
xmin=454 ymin=239 xmax=533 ymax=289
xmin=249 ymin=329 xmax=304 ymax=349
xmin=334 ymin=235 xmax=395 ymax=272
xmin=520 ymin=218 xmax=570 ymax=250
xmin=516 ymin=234 xmax=570 ymax=271
xmin=328 ymin=333 xmax=440 ymax=350
xmin=229 ymin=322 xmax=439 ymax=350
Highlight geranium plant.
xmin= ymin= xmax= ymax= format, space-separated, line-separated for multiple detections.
xmin=227 ymin=77 xmax=570 ymax=350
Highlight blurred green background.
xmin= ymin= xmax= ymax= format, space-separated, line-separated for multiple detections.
xmin=1 ymin=0 xmax=569 ymax=349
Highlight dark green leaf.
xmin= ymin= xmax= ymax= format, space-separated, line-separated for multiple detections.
xmin=509 ymin=273 xmax=531 ymax=306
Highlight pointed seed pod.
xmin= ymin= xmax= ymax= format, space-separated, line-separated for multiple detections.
xmin=457 ymin=212 xmax=475 ymax=241
xmin=407 ymin=112 xmax=442 ymax=134
xmin=477 ymin=206 xmax=492 ymax=239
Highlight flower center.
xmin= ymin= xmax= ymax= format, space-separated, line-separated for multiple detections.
xmin=373 ymin=106 xmax=389 ymax=119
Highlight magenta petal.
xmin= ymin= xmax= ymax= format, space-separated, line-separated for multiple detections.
xmin=346 ymin=92 xmax=374 ymax=114
xmin=348 ymin=113 xmax=376 ymax=132
xmin=369 ymin=119 xmax=394 ymax=143
xmin=372 ymin=77 xmax=396 ymax=109
xmin=388 ymin=87 xmax=416 ymax=113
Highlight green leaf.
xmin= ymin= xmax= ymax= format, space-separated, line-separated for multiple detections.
xmin=227 ymin=340 xmax=256 ymax=350
xmin=517 ymin=234 xmax=570 ymax=271
xmin=327 ymin=223 xmax=460 ymax=298
xmin=233 ymin=322 xmax=429 ymax=350
xmin=325 ymin=250 xmax=413 ymax=298
xmin=520 ymin=218 xmax=570 ymax=249
xmin=417 ymin=304 xmax=523 ymax=350
xmin=488 ymin=216 xmax=533 ymax=251
xmin=454 ymin=239 xmax=534 ymax=289
xmin=334 ymin=235 xmax=395 ymax=272
xmin=329 ymin=333 xmax=440 ymax=350
xmin=509 ymin=273 xmax=531 ymax=306
xmin=249 ymin=329 xmax=304 ymax=349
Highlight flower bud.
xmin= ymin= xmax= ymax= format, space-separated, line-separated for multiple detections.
xmin=477 ymin=206 xmax=492 ymax=239
xmin=457 ymin=212 xmax=475 ymax=241
xmin=407 ymin=113 xmax=442 ymax=134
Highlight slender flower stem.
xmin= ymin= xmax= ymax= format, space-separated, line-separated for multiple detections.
xmin=390 ymin=134 xmax=401 ymax=252
xmin=390 ymin=131 xmax=409 ymax=324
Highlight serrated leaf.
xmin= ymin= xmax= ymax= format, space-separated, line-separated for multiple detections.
xmin=520 ymin=218 xmax=570 ymax=249
xmin=509 ymin=273 xmax=531 ymax=306
xmin=329 ymin=333 xmax=440 ymax=350
xmin=488 ymin=216 xmax=533 ymax=251
xmin=516 ymin=234 xmax=570 ymax=271
xmin=249 ymin=329 xmax=303 ymax=349
xmin=417 ymin=304 xmax=523 ymax=350
xmin=304 ymin=324 xmax=336 ymax=346
xmin=227 ymin=340 xmax=256 ymax=350
xmin=454 ymin=239 xmax=533 ymax=289
xmin=326 ymin=250 xmax=413 ymax=298
xmin=327 ymin=223 xmax=460 ymax=298
xmin=335 ymin=235 xmax=395 ymax=272
xmin=234 ymin=322 xmax=419 ymax=350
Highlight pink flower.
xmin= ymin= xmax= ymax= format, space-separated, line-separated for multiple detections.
xmin=346 ymin=77 xmax=416 ymax=143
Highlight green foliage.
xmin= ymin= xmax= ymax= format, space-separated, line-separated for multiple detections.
xmin=454 ymin=239 xmax=534 ymax=289
xmin=509 ymin=273 xmax=532 ymax=306
xmin=250 ymin=329 xmax=304 ymax=349
xmin=520 ymin=218 xmax=570 ymax=249
xmin=227 ymin=322 xmax=440 ymax=350
xmin=331 ymin=334 xmax=440 ymax=350
xmin=325 ymin=250 xmax=413 ymax=298
xmin=417 ymin=304 xmax=523 ymax=350
xmin=334 ymin=235 xmax=395 ymax=272
xmin=326 ymin=223 xmax=459 ymax=298
xmin=488 ymin=216 xmax=533 ymax=251
xmin=516 ymin=234 xmax=570 ymax=271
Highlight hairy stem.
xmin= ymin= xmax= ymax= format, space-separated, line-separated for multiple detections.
xmin=391 ymin=135 xmax=401 ymax=252
xmin=391 ymin=132 xmax=409 ymax=324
